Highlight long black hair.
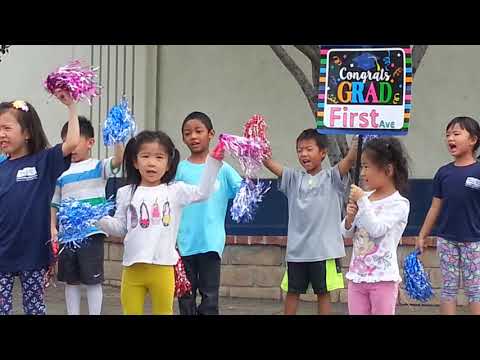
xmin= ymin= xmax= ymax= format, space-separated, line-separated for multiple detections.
xmin=363 ymin=137 xmax=410 ymax=195
xmin=123 ymin=130 xmax=180 ymax=194
xmin=0 ymin=101 xmax=49 ymax=155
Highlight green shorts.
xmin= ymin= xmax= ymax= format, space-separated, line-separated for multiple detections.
xmin=281 ymin=258 xmax=344 ymax=294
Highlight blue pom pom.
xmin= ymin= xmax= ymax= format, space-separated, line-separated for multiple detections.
xmin=230 ymin=179 xmax=271 ymax=223
xmin=103 ymin=96 xmax=136 ymax=146
xmin=403 ymin=249 xmax=434 ymax=302
xmin=363 ymin=135 xmax=379 ymax=147
xmin=58 ymin=198 xmax=115 ymax=249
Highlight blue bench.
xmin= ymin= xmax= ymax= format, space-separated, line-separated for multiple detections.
xmin=106 ymin=178 xmax=436 ymax=237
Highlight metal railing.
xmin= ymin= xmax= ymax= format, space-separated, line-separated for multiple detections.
xmin=88 ymin=45 xmax=136 ymax=159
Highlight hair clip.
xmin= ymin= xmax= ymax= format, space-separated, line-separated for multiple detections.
xmin=12 ymin=100 xmax=29 ymax=112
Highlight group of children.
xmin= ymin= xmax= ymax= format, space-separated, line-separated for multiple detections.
xmin=1 ymin=91 xmax=480 ymax=316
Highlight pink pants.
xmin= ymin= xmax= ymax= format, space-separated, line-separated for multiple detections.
xmin=348 ymin=281 xmax=399 ymax=315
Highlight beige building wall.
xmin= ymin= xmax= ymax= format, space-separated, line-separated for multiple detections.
xmin=406 ymin=45 xmax=480 ymax=178
xmin=155 ymin=45 xmax=314 ymax=178
xmin=155 ymin=45 xmax=480 ymax=179
xmin=2 ymin=45 xmax=479 ymax=179
xmin=0 ymin=45 xmax=152 ymax=160
xmin=0 ymin=45 xmax=91 ymax=144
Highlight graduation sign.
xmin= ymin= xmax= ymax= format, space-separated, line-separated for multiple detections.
xmin=317 ymin=46 xmax=412 ymax=136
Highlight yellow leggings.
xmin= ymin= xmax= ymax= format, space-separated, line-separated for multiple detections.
xmin=121 ymin=263 xmax=174 ymax=315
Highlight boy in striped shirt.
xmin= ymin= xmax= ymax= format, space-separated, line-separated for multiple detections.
xmin=51 ymin=117 xmax=124 ymax=315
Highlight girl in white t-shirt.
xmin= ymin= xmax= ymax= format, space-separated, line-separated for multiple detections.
xmin=98 ymin=130 xmax=224 ymax=315
xmin=342 ymin=137 xmax=410 ymax=315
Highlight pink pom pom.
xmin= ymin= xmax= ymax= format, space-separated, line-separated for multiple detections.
xmin=220 ymin=115 xmax=272 ymax=178
xmin=222 ymin=115 xmax=273 ymax=223
xmin=44 ymin=60 xmax=100 ymax=104
xmin=211 ymin=141 xmax=225 ymax=161
xmin=174 ymin=255 xmax=192 ymax=298
xmin=243 ymin=114 xmax=267 ymax=141
xmin=243 ymin=114 xmax=271 ymax=159
xmin=219 ymin=134 xmax=267 ymax=177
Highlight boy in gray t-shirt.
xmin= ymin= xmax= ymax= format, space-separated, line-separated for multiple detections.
xmin=264 ymin=129 xmax=357 ymax=315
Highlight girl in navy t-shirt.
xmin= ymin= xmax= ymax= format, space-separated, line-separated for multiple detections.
xmin=418 ymin=116 xmax=480 ymax=315
xmin=0 ymin=90 xmax=80 ymax=315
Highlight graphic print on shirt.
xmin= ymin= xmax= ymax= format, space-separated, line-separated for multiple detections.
xmin=162 ymin=201 xmax=171 ymax=227
xmin=351 ymin=228 xmax=379 ymax=276
xmin=129 ymin=204 xmax=138 ymax=229
xmin=352 ymin=206 xmax=392 ymax=276
xmin=465 ymin=177 xmax=480 ymax=191
xmin=16 ymin=167 xmax=38 ymax=182
xmin=139 ymin=200 xmax=150 ymax=229
xmin=151 ymin=198 xmax=161 ymax=225
xmin=351 ymin=205 xmax=393 ymax=277
xmin=299 ymin=176 xmax=324 ymax=199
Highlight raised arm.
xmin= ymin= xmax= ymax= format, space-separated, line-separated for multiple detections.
xmin=55 ymin=90 xmax=80 ymax=157
xmin=337 ymin=136 xmax=358 ymax=177
xmin=111 ymin=143 xmax=125 ymax=169
xmin=177 ymin=155 xmax=222 ymax=206
xmin=263 ymin=158 xmax=284 ymax=178
xmin=177 ymin=143 xmax=224 ymax=207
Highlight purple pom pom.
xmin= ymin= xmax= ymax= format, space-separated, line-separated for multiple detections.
xmin=219 ymin=134 xmax=269 ymax=178
xmin=222 ymin=115 xmax=272 ymax=223
xmin=44 ymin=60 xmax=100 ymax=104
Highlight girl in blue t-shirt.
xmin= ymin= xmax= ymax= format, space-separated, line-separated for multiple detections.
xmin=176 ymin=112 xmax=242 ymax=315
xmin=0 ymin=90 xmax=80 ymax=315
xmin=418 ymin=116 xmax=480 ymax=315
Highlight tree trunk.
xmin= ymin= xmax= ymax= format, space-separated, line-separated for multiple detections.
xmin=412 ymin=45 xmax=428 ymax=76
xmin=271 ymin=45 xmax=346 ymax=166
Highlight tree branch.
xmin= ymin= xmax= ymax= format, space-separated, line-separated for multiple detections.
xmin=0 ymin=45 xmax=11 ymax=63
xmin=270 ymin=45 xmax=346 ymax=166
xmin=412 ymin=45 xmax=428 ymax=76
xmin=336 ymin=135 xmax=349 ymax=157
xmin=270 ymin=45 xmax=316 ymax=115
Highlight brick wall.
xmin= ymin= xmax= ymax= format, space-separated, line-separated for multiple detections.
xmin=103 ymin=237 xmax=123 ymax=288
xmin=103 ymin=235 xmax=460 ymax=306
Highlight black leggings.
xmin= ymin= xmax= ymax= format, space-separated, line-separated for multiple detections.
xmin=178 ymin=252 xmax=221 ymax=315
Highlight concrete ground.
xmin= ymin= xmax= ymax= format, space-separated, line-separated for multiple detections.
xmin=10 ymin=282 xmax=468 ymax=315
